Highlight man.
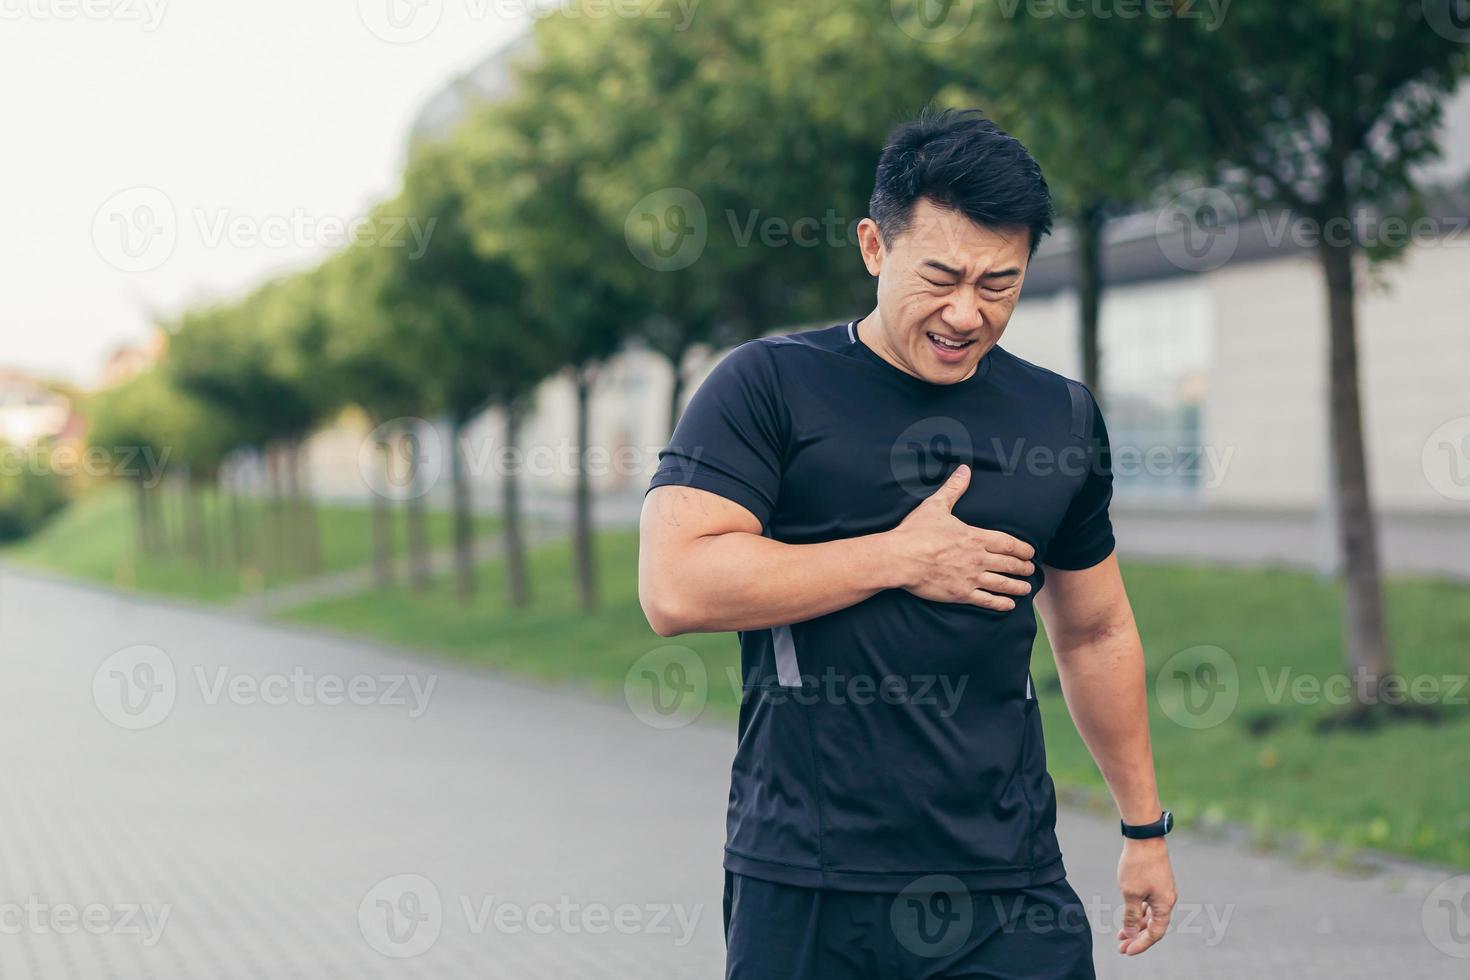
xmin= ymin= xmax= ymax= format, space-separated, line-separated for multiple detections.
xmin=639 ymin=108 xmax=1176 ymax=980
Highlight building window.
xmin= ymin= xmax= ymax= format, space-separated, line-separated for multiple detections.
xmin=1099 ymin=282 xmax=1212 ymax=499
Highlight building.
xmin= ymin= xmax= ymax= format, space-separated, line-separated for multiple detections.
xmin=994 ymin=85 xmax=1470 ymax=577
xmin=407 ymin=33 xmax=535 ymax=147
xmin=0 ymin=370 xmax=73 ymax=447
xmin=96 ymin=328 xmax=169 ymax=390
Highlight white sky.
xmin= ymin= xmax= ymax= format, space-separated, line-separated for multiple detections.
xmin=1 ymin=0 xmax=528 ymax=385
xmin=6 ymin=5 xmax=1467 ymax=389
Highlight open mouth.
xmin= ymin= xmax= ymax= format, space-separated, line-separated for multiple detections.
xmin=926 ymin=331 xmax=977 ymax=360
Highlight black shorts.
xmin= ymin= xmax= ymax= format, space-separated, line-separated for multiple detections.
xmin=723 ymin=871 xmax=1096 ymax=980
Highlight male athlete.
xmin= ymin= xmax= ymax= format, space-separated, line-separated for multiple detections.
xmin=639 ymin=108 xmax=1177 ymax=979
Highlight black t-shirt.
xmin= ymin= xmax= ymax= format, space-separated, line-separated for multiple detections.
xmin=647 ymin=320 xmax=1115 ymax=892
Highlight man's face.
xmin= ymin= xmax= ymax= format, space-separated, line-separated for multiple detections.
xmin=858 ymin=197 xmax=1031 ymax=385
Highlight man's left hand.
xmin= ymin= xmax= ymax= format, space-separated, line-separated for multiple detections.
xmin=1116 ymin=838 xmax=1176 ymax=955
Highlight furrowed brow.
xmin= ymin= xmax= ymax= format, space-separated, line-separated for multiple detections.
xmin=921 ymin=260 xmax=964 ymax=277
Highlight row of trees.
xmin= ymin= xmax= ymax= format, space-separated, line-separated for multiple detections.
xmin=90 ymin=0 xmax=1466 ymax=714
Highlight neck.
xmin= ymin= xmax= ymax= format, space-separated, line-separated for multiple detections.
xmin=855 ymin=311 xmax=901 ymax=370
xmin=855 ymin=310 xmax=979 ymax=384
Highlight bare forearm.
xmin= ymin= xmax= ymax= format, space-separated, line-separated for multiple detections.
xmin=643 ymin=530 xmax=903 ymax=635
xmin=1053 ymin=626 xmax=1163 ymax=825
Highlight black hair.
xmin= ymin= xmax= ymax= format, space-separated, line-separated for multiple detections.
xmin=868 ymin=108 xmax=1054 ymax=257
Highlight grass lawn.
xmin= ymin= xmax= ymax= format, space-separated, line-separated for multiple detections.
xmin=2 ymin=484 xmax=498 ymax=603
xmin=282 ymin=530 xmax=1469 ymax=870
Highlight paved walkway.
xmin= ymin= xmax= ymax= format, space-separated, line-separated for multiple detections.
xmin=1109 ymin=504 xmax=1470 ymax=582
xmin=0 ymin=566 xmax=1463 ymax=978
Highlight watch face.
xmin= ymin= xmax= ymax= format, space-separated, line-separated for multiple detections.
xmin=1163 ymin=811 xmax=1174 ymax=833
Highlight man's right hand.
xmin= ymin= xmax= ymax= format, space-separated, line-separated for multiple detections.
xmin=886 ymin=464 xmax=1036 ymax=611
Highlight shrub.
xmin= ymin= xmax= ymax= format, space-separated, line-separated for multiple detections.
xmin=0 ymin=444 xmax=70 ymax=542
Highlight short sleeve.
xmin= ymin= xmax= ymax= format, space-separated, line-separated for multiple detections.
xmin=1043 ymin=386 xmax=1116 ymax=571
xmin=646 ymin=340 xmax=788 ymax=529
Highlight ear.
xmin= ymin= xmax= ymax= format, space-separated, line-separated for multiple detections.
xmin=856 ymin=217 xmax=884 ymax=278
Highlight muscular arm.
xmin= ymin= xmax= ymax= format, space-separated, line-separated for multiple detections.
xmin=1035 ymin=552 xmax=1177 ymax=956
xmin=639 ymin=485 xmax=902 ymax=634
xmin=638 ymin=466 xmax=1035 ymax=637
xmin=1035 ymin=553 xmax=1160 ymax=824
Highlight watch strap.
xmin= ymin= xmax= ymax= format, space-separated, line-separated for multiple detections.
xmin=1121 ymin=810 xmax=1174 ymax=839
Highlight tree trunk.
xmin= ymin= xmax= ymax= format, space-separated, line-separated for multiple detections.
xmin=228 ymin=476 xmax=246 ymax=572
xmin=282 ymin=444 xmax=301 ymax=573
xmin=283 ymin=441 xmax=319 ymax=575
xmin=182 ymin=475 xmax=197 ymax=558
xmin=132 ymin=478 xmax=150 ymax=559
xmin=371 ymin=431 xmax=396 ymax=589
xmin=266 ymin=446 xmax=285 ymax=575
xmin=1075 ymin=201 xmax=1106 ymax=398
xmin=502 ymin=399 xmax=531 ymax=608
xmin=1319 ymin=235 xmax=1392 ymax=708
xmin=208 ymin=480 xmax=227 ymax=569
xmin=666 ymin=346 xmax=689 ymax=439
xmin=154 ymin=479 xmax=175 ymax=557
xmin=450 ymin=415 xmax=475 ymax=600
xmin=137 ymin=479 xmax=157 ymax=556
xmin=148 ymin=479 xmax=165 ymax=555
xmin=294 ymin=440 xmax=322 ymax=575
xmin=182 ymin=470 xmax=206 ymax=565
xmin=573 ymin=367 xmax=598 ymax=611
xmin=404 ymin=421 xmax=432 ymax=591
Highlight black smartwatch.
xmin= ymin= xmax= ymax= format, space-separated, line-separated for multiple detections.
xmin=1121 ymin=810 xmax=1174 ymax=840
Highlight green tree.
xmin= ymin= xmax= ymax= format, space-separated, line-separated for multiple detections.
xmin=319 ymin=240 xmax=430 ymax=590
xmin=253 ymin=270 xmax=343 ymax=574
xmin=745 ymin=0 xmax=965 ymax=323
xmin=378 ymin=136 xmax=556 ymax=602
xmin=930 ymin=8 xmax=1210 ymax=395
xmin=88 ymin=368 xmax=242 ymax=567
xmin=1122 ymin=2 xmax=1467 ymax=716
xmin=510 ymin=0 xmax=955 ymax=441
xmin=170 ymin=285 xmax=334 ymax=576
xmin=454 ymin=80 xmax=650 ymax=611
